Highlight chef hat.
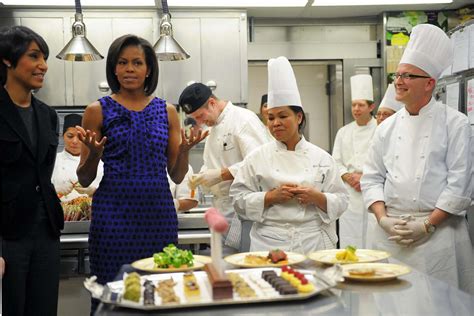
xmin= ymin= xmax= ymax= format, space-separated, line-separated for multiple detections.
xmin=350 ymin=74 xmax=374 ymax=102
xmin=179 ymin=82 xmax=212 ymax=114
xmin=63 ymin=114 xmax=82 ymax=134
xmin=379 ymin=84 xmax=404 ymax=112
xmin=267 ymin=56 xmax=303 ymax=109
xmin=399 ymin=24 xmax=453 ymax=79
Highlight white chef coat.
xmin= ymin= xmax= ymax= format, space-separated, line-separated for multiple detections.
xmin=52 ymin=150 xmax=104 ymax=202
xmin=361 ymin=98 xmax=474 ymax=294
xmin=332 ymin=117 xmax=377 ymax=248
xmin=167 ymin=165 xmax=197 ymax=210
xmin=230 ymin=137 xmax=349 ymax=254
xmin=201 ymin=102 xmax=271 ymax=250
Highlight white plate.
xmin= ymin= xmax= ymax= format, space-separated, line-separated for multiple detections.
xmin=131 ymin=255 xmax=212 ymax=273
xmin=224 ymin=251 xmax=306 ymax=268
xmin=342 ymin=263 xmax=411 ymax=282
xmin=308 ymin=249 xmax=390 ymax=265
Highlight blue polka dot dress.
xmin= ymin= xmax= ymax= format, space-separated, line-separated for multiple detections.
xmin=89 ymin=96 xmax=178 ymax=285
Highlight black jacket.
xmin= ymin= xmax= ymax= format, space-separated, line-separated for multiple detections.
xmin=0 ymin=87 xmax=63 ymax=240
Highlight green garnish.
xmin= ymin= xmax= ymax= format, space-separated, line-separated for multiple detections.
xmin=346 ymin=245 xmax=357 ymax=253
xmin=153 ymin=244 xmax=194 ymax=268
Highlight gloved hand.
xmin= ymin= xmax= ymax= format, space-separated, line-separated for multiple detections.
xmin=379 ymin=216 xmax=407 ymax=236
xmin=389 ymin=220 xmax=428 ymax=245
xmin=191 ymin=169 xmax=223 ymax=188
xmin=74 ymin=184 xmax=96 ymax=196
xmin=55 ymin=180 xmax=74 ymax=197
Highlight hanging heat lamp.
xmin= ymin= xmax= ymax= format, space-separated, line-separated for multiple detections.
xmin=56 ymin=0 xmax=103 ymax=61
xmin=153 ymin=0 xmax=190 ymax=61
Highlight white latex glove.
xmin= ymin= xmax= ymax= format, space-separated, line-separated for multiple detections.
xmin=379 ymin=216 xmax=407 ymax=236
xmin=55 ymin=180 xmax=74 ymax=196
xmin=389 ymin=220 xmax=428 ymax=245
xmin=209 ymin=184 xmax=224 ymax=198
xmin=192 ymin=169 xmax=223 ymax=188
xmin=74 ymin=184 xmax=96 ymax=196
xmin=0 ymin=257 xmax=5 ymax=278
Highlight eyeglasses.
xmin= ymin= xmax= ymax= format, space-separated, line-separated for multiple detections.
xmin=391 ymin=73 xmax=431 ymax=81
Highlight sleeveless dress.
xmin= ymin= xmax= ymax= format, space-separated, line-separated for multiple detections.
xmin=89 ymin=96 xmax=178 ymax=285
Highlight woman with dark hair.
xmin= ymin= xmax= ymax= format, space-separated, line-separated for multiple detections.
xmin=0 ymin=25 xmax=63 ymax=315
xmin=230 ymin=57 xmax=348 ymax=254
xmin=76 ymin=34 xmax=204 ymax=307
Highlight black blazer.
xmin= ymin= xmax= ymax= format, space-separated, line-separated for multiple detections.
xmin=0 ymin=87 xmax=64 ymax=240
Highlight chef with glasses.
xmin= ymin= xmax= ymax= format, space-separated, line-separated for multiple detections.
xmin=361 ymin=24 xmax=473 ymax=294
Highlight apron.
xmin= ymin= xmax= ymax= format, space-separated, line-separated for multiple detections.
xmin=249 ymin=221 xmax=337 ymax=254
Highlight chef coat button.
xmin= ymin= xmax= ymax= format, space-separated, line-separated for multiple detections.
xmin=413 ymin=198 xmax=416 ymax=202
xmin=276 ymin=169 xmax=279 ymax=172
xmin=35 ymin=185 xmax=41 ymax=192
xmin=421 ymin=155 xmax=425 ymax=159
xmin=395 ymin=155 xmax=399 ymax=159
xmin=394 ymin=175 xmax=398 ymax=179
xmin=398 ymin=136 xmax=401 ymax=140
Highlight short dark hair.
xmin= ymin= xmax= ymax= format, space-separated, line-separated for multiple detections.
xmin=0 ymin=25 xmax=49 ymax=85
xmin=105 ymin=34 xmax=158 ymax=96
xmin=289 ymin=106 xmax=306 ymax=134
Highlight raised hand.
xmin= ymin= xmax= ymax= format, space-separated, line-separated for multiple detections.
xmin=180 ymin=126 xmax=209 ymax=152
xmin=76 ymin=126 xmax=107 ymax=158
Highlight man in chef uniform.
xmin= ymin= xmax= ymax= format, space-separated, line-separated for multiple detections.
xmin=52 ymin=114 xmax=104 ymax=202
xmin=332 ymin=74 xmax=377 ymax=248
xmin=376 ymin=84 xmax=404 ymax=125
xmin=361 ymin=24 xmax=474 ymax=294
xmin=179 ymin=83 xmax=271 ymax=253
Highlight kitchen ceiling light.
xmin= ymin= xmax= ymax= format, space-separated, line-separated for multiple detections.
xmin=56 ymin=0 xmax=103 ymax=61
xmin=312 ymin=0 xmax=452 ymax=5
xmin=1 ymin=0 xmax=155 ymax=5
xmin=167 ymin=0 xmax=307 ymax=6
xmin=153 ymin=0 xmax=190 ymax=61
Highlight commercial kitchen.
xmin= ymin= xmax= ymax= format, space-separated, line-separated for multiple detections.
xmin=0 ymin=0 xmax=473 ymax=315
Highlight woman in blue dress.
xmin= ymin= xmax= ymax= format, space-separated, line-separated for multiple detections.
xmin=76 ymin=35 xmax=205 ymax=309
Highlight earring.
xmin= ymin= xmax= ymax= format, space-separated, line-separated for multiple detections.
xmin=5 ymin=64 xmax=11 ymax=68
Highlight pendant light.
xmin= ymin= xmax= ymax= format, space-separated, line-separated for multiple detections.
xmin=153 ymin=0 xmax=190 ymax=61
xmin=56 ymin=0 xmax=103 ymax=61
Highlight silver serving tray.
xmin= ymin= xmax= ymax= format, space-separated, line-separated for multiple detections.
xmin=84 ymin=267 xmax=336 ymax=311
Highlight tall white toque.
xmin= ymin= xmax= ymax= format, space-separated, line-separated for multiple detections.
xmin=267 ymin=56 xmax=303 ymax=109
xmin=350 ymin=74 xmax=374 ymax=102
xmin=399 ymin=23 xmax=453 ymax=79
xmin=379 ymin=84 xmax=404 ymax=112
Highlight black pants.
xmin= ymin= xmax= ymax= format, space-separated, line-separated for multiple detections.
xmin=2 ymin=218 xmax=60 ymax=316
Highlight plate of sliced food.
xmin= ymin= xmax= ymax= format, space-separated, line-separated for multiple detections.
xmin=224 ymin=249 xmax=306 ymax=268
xmin=342 ymin=263 xmax=411 ymax=282
xmin=308 ymin=246 xmax=390 ymax=265
xmin=131 ymin=244 xmax=211 ymax=273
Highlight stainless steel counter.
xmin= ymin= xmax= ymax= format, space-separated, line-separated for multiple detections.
xmin=94 ymin=259 xmax=474 ymax=316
